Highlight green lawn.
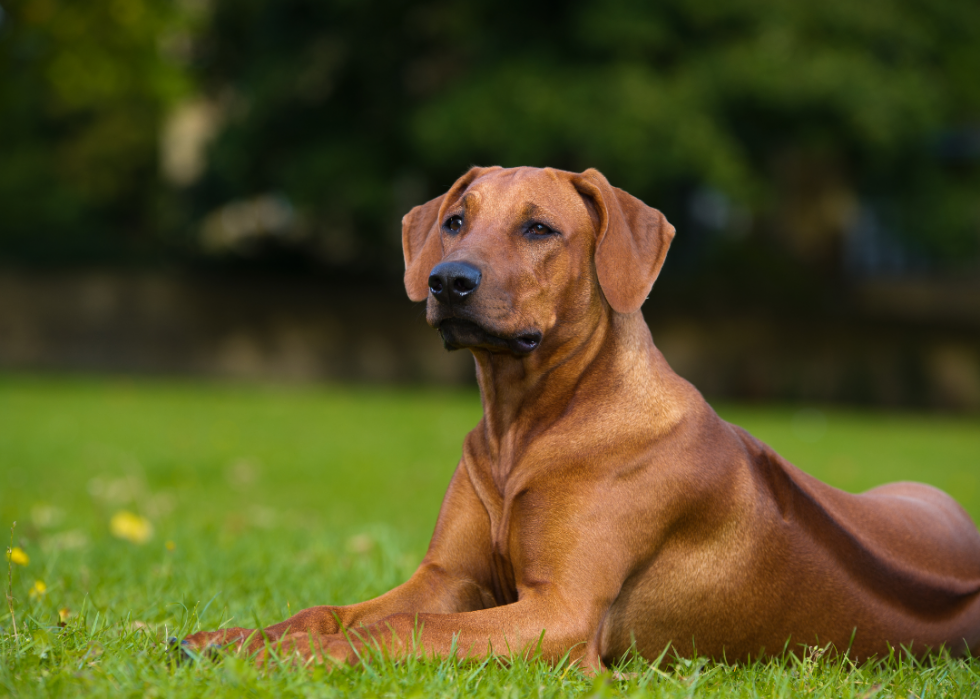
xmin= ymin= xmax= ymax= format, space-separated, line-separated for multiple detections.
xmin=1 ymin=375 xmax=978 ymax=697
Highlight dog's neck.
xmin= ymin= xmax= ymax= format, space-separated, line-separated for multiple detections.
xmin=469 ymin=308 xmax=682 ymax=486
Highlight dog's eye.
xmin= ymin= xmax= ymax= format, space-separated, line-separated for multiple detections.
xmin=444 ymin=216 xmax=463 ymax=233
xmin=528 ymin=223 xmax=553 ymax=236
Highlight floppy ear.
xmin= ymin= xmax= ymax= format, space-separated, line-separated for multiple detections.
xmin=572 ymin=168 xmax=675 ymax=314
xmin=402 ymin=194 xmax=446 ymax=302
xmin=402 ymin=166 xmax=500 ymax=301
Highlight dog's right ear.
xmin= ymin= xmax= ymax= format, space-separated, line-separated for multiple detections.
xmin=402 ymin=194 xmax=447 ymax=302
xmin=402 ymin=166 xmax=499 ymax=301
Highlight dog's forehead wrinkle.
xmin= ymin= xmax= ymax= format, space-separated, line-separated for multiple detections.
xmin=520 ymin=202 xmax=541 ymax=219
xmin=471 ymin=184 xmax=588 ymax=235
xmin=462 ymin=191 xmax=480 ymax=209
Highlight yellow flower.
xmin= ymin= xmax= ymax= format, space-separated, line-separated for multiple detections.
xmin=110 ymin=510 xmax=153 ymax=544
xmin=29 ymin=580 xmax=46 ymax=598
xmin=165 ymin=540 xmax=176 ymax=552
xmin=58 ymin=608 xmax=71 ymax=624
xmin=6 ymin=546 xmax=29 ymax=566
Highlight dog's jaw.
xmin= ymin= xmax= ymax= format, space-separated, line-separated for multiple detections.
xmin=437 ymin=318 xmax=542 ymax=356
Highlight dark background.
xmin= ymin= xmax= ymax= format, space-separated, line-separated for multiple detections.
xmin=1 ymin=0 xmax=979 ymax=409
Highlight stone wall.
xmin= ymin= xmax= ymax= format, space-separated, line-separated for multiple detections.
xmin=1 ymin=271 xmax=978 ymax=410
xmin=0 ymin=271 xmax=472 ymax=384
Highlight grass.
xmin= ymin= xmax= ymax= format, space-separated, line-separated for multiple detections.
xmin=1 ymin=374 xmax=978 ymax=697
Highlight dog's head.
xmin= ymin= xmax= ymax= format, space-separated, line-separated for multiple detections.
xmin=402 ymin=166 xmax=674 ymax=356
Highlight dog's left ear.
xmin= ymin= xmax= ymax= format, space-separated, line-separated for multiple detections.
xmin=572 ymin=168 xmax=675 ymax=314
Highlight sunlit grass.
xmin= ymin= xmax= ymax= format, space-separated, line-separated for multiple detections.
xmin=1 ymin=375 xmax=978 ymax=697
xmin=718 ymin=404 xmax=980 ymax=520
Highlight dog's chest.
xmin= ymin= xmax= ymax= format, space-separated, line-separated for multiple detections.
xmin=464 ymin=427 xmax=547 ymax=605
xmin=482 ymin=486 xmax=521 ymax=606
xmin=470 ymin=466 xmax=526 ymax=606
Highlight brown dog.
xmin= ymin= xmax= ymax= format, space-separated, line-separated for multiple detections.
xmin=182 ymin=166 xmax=980 ymax=669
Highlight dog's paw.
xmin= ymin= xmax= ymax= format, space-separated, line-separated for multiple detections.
xmin=174 ymin=628 xmax=256 ymax=663
xmin=169 ymin=636 xmax=207 ymax=665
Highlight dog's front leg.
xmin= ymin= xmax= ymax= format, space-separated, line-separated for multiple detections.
xmin=179 ymin=465 xmax=496 ymax=658
xmin=181 ymin=562 xmax=492 ymax=655
xmin=257 ymin=595 xmax=609 ymax=674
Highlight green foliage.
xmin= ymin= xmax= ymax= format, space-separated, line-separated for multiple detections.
xmin=192 ymin=0 xmax=980 ymax=269
xmin=0 ymin=0 xmax=191 ymax=262
xmin=1 ymin=0 xmax=978 ymax=274
xmin=1 ymin=376 xmax=979 ymax=696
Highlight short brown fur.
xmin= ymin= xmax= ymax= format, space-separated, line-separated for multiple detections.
xmin=183 ymin=166 xmax=980 ymax=670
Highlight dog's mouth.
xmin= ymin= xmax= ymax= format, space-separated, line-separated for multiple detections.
xmin=438 ymin=319 xmax=542 ymax=356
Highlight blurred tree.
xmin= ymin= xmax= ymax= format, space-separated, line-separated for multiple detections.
xmin=189 ymin=0 xmax=980 ymax=276
xmin=2 ymin=0 xmax=978 ymax=281
xmin=0 ymin=0 xmax=192 ymax=263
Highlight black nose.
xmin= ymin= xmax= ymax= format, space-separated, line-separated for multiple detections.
xmin=428 ymin=261 xmax=482 ymax=303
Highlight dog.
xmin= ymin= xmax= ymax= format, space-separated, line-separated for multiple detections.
xmin=181 ymin=166 xmax=980 ymax=670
